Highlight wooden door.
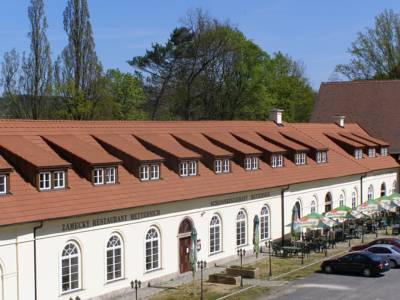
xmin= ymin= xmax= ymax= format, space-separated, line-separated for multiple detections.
xmin=179 ymin=237 xmax=191 ymax=273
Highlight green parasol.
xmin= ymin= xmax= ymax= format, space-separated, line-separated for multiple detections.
xmin=376 ymin=195 xmax=397 ymax=211
xmin=189 ymin=228 xmax=197 ymax=272
xmin=325 ymin=205 xmax=354 ymax=220
xmin=357 ymin=199 xmax=384 ymax=215
xmin=253 ymin=215 xmax=260 ymax=258
xmin=389 ymin=192 xmax=400 ymax=206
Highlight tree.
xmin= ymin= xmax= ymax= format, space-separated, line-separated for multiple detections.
xmin=57 ymin=0 xmax=103 ymax=119
xmin=335 ymin=9 xmax=400 ymax=80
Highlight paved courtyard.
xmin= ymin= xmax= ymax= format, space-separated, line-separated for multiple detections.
xmin=263 ymin=268 xmax=400 ymax=300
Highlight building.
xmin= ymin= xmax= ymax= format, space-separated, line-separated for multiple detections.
xmin=0 ymin=113 xmax=398 ymax=300
xmin=312 ymin=80 xmax=400 ymax=155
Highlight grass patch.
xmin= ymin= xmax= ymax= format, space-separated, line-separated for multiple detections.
xmin=224 ymin=286 xmax=271 ymax=300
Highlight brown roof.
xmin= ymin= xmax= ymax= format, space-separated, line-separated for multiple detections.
xmin=280 ymin=131 xmax=328 ymax=151
xmin=135 ymin=133 xmax=201 ymax=160
xmin=339 ymin=132 xmax=377 ymax=147
xmin=204 ymin=132 xmax=262 ymax=156
xmin=351 ymin=132 xmax=389 ymax=147
xmin=0 ymin=155 xmax=12 ymax=171
xmin=173 ymin=133 xmax=232 ymax=157
xmin=312 ymin=80 xmax=400 ymax=153
xmin=0 ymin=120 xmax=397 ymax=227
xmin=258 ymin=131 xmax=309 ymax=152
xmin=93 ymin=134 xmax=163 ymax=162
xmin=232 ymin=132 xmax=286 ymax=153
xmin=0 ymin=135 xmax=70 ymax=168
xmin=43 ymin=135 xmax=121 ymax=165
xmin=325 ymin=132 xmax=365 ymax=148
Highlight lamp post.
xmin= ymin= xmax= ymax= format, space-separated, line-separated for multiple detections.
xmin=268 ymin=240 xmax=272 ymax=278
xmin=197 ymin=260 xmax=207 ymax=300
xmin=237 ymin=249 xmax=246 ymax=287
xmin=130 ymin=279 xmax=142 ymax=300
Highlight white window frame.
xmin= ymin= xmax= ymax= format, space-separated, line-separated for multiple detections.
xmin=150 ymin=164 xmax=160 ymax=180
xmin=223 ymin=159 xmax=230 ymax=173
xmin=179 ymin=162 xmax=188 ymax=177
xmin=105 ymin=167 xmax=116 ymax=184
xmin=381 ymin=182 xmax=387 ymax=196
xmin=368 ymin=148 xmax=376 ymax=158
xmin=145 ymin=227 xmax=160 ymax=271
xmin=106 ymin=234 xmax=123 ymax=282
xmin=245 ymin=157 xmax=252 ymax=170
xmin=215 ymin=159 xmax=222 ymax=174
xmin=368 ymin=185 xmax=374 ymax=200
xmin=295 ymin=153 xmax=306 ymax=165
xmin=0 ymin=175 xmax=6 ymax=195
xmin=251 ymin=156 xmax=258 ymax=170
xmin=209 ymin=215 xmax=221 ymax=254
xmin=188 ymin=161 xmax=197 ymax=176
xmin=310 ymin=200 xmax=317 ymax=213
xmin=352 ymin=190 xmax=357 ymax=209
xmin=53 ymin=171 xmax=65 ymax=189
xmin=93 ymin=168 xmax=104 ymax=185
xmin=381 ymin=147 xmax=388 ymax=156
xmin=140 ymin=165 xmax=150 ymax=181
xmin=60 ymin=242 xmax=81 ymax=293
xmin=316 ymin=151 xmax=327 ymax=163
xmin=354 ymin=148 xmax=363 ymax=159
xmin=339 ymin=192 xmax=345 ymax=207
xmin=393 ymin=180 xmax=397 ymax=194
xmin=39 ymin=172 xmax=51 ymax=190
xmin=236 ymin=209 xmax=247 ymax=246
xmin=271 ymin=154 xmax=283 ymax=168
xmin=260 ymin=206 xmax=270 ymax=240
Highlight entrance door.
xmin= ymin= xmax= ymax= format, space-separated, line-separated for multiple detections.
xmin=179 ymin=237 xmax=191 ymax=273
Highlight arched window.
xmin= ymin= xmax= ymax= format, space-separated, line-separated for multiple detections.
xmin=393 ymin=180 xmax=397 ymax=194
xmin=106 ymin=234 xmax=123 ymax=281
xmin=381 ymin=182 xmax=387 ymax=197
xmin=325 ymin=193 xmax=332 ymax=212
xmin=210 ymin=215 xmax=221 ymax=253
xmin=145 ymin=227 xmax=160 ymax=271
xmin=368 ymin=185 xmax=374 ymax=200
xmin=61 ymin=242 xmax=80 ymax=293
xmin=310 ymin=200 xmax=316 ymax=213
xmin=339 ymin=191 xmax=345 ymax=207
xmin=236 ymin=210 xmax=247 ymax=246
xmin=352 ymin=189 xmax=357 ymax=209
xmin=260 ymin=206 xmax=270 ymax=240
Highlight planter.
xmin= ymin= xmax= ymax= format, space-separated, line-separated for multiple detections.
xmin=208 ymin=273 xmax=240 ymax=285
xmin=226 ymin=266 xmax=260 ymax=278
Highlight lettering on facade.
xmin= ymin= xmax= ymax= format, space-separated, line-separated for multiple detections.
xmin=210 ymin=191 xmax=270 ymax=206
xmin=61 ymin=209 xmax=160 ymax=232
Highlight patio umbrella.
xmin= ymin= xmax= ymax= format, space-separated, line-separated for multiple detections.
xmin=295 ymin=213 xmax=332 ymax=230
xmin=189 ymin=227 xmax=197 ymax=272
xmin=253 ymin=215 xmax=260 ymax=258
xmin=389 ymin=193 xmax=400 ymax=206
xmin=357 ymin=199 xmax=385 ymax=215
xmin=376 ymin=195 xmax=397 ymax=212
xmin=325 ymin=205 xmax=354 ymax=221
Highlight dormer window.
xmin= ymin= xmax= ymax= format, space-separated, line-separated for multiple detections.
xmin=93 ymin=168 xmax=104 ymax=185
xmin=316 ymin=151 xmax=327 ymax=164
xmin=140 ymin=164 xmax=160 ymax=181
xmin=0 ymin=175 xmax=7 ymax=195
xmin=368 ymin=148 xmax=376 ymax=158
xmin=271 ymin=154 xmax=283 ymax=168
xmin=295 ymin=153 xmax=306 ymax=165
xmin=179 ymin=161 xmax=197 ymax=177
xmin=245 ymin=156 xmax=258 ymax=171
xmin=93 ymin=167 xmax=117 ymax=185
xmin=215 ymin=159 xmax=230 ymax=174
xmin=354 ymin=148 xmax=363 ymax=159
xmin=381 ymin=147 xmax=388 ymax=156
xmin=105 ymin=167 xmax=116 ymax=184
xmin=54 ymin=171 xmax=65 ymax=189
xmin=39 ymin=172 xmax=51 ymax=190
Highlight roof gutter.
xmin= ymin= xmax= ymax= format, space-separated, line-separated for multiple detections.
xmin=281 ymin=185 xmax=290 ymax=247
xmin=33 ymin=221 xmax=43 ymax=300
xmin=360 ymin=173 xmax=367 ymax=204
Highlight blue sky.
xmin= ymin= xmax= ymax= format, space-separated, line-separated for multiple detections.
xmin=1 ymin=0 xmax=400 ymax=90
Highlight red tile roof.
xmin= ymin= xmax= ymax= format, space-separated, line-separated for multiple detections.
xmin=258 ymin=131 xmax=309 ymax=152
xmin=0 ymin=155 xmax=12 ymax=171
xmin=0 ymin=120 xmax=396 ymax=227
xmin=0 ymin=135 xmax=70 ymax=168
xmin=173 ymin=133 xmax=232 ymax=157
xmin=339 ymin=132 xmax=377 ymax=147
xmin=93 ymin=134 xmax=163 ymax=162
xmin=280 ymin=131 xmax=328 ymax=151
xmin=135 ymin=133 xmax=201 ymax=160
xmin=204 ymin=132 xmax=262 ymax=156
xmin=352 ymin=132 xmax=389 ymax=147
xmin=325 ymin=132 xmax=365 ymax=148
xmin=43 ymin=135 xmax=121 ymax=165
xmin=232 ymin=132 xmax=286 ymax=153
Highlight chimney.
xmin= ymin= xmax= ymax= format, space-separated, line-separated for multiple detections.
xmin=333 ymin=115 xmax=345 ymax=128
xmin=269 ymin=108 xmax=284 ymax=125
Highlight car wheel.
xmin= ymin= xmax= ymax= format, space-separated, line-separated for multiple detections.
xmin=390 ymin=260 xmax=397 ymax=268
xmin=324 ymin=265 xmax=333 ymax=274
xmin=363 ymin=268 xmax=372 ymax=277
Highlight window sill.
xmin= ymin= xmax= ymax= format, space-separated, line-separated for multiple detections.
xmin=209 ymin=250 xmax=223 ymax=257
xmin=60 ymin=288 xmax=83 ymax=296
xmin=105 ymin=277 xmax=127 ymax=285
xmin=236 ymin=243 xmax=248 ymax=249
xmin=144 ymin=267 xmax=162 ymax=275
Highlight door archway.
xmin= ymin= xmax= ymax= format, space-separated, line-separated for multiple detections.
xmin=178 ymin=218 xmax=193 ymax=273
xmin=325 ymin=192 xmax=332 ymax=212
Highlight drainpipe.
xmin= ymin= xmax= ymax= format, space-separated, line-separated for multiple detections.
xmin=360 ymin=173 xmax=367 ymax=204
xmin=33 ymin=221 xmax=43 ymax=300
xmin=281 ymin=185 xmax=290 ymax=247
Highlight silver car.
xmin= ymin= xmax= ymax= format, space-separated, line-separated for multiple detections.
xmin=364 ymin=244 xmax=400 ymax=268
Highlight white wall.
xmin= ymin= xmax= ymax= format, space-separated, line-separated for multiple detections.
xmin=0 ymin=169 xmax=398 ymax=300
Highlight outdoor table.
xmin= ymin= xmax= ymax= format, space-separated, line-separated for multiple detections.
xmin=281 ymin=246 xmax=302 ymax=257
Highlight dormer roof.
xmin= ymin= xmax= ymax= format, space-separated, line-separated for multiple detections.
xmin=258 ymin=132 xmax=309 ymax=152
xmin=204 ymin=132 xmax=261 ymax=156
xmin=280 ymin=131 xmax=328 ymax=151
xmin=232 ymin=132 xmax=286 ymax=154
xmin=325 ymin=132 xmax=365 ymax=148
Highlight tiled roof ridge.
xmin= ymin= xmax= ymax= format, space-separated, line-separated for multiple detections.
xmin=321 ymin=79 xmax=400 ymax=86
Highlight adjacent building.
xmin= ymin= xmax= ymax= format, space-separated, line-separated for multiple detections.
xmin=0 ymin=114 xmax=398 ymax=299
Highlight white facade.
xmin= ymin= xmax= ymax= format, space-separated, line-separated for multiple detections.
xmin=0 ymin=169 xmax=397 ymax=300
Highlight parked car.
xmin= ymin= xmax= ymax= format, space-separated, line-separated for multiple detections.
xmin=349 ymin=238 xmax=400 ymax=252
xmin=364 ymin=244 xmax=400 ymax=268
xmin=321 ymin=251 xmax=390 ymax=277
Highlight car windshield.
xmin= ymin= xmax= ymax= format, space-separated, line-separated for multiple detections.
xmin=391 ymin=246 xmax=400 ymax=254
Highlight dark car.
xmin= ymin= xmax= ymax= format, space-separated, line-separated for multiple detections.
xmin=349 ymin=238 xmax=400 ymax=252
xmin=321 ymin=252 xmax=390 ymax=277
